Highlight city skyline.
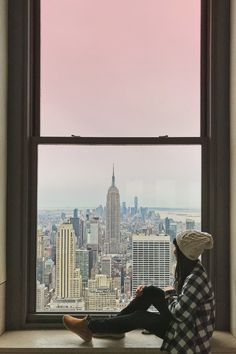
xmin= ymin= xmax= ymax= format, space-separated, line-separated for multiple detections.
xmin=37 ymin=183 xmax=200 ymax=311
xmin=37 ymin=206 xmax=199 ymax=312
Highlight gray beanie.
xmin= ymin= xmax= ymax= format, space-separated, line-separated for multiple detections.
xmin=176 ymin=230 xmax=213 ymax=260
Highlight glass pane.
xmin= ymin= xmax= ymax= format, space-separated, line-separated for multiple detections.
xmin=41 ymin=0 xmax=200 ymax=137
xmin=36 ymin=145 xmax=201 ymax=312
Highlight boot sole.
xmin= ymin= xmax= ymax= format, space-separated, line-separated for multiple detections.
xmin=93 ymin=333 xmax=125 ymax=339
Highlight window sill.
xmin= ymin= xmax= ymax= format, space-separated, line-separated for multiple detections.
xmin=0 ymin=330 xmax=235 ymax=353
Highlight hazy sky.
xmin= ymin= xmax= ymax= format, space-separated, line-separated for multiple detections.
xmin=38 ymin=145 xmax=201 ymax=209
xmin=39 ymin=0 xmax=201 ymax=208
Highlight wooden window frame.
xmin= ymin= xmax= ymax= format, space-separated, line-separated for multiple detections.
xmin=6 ymin=0 xmax=230 ymax=329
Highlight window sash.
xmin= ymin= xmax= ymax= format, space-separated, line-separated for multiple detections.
xmin=6 ymin=0 xmax=230 ymax=330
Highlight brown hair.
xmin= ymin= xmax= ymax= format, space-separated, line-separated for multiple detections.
xmin=173 ymin=238 xmax=198 ymax=294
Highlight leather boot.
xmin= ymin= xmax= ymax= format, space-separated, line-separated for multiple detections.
xmin=63 ymin=315 xmax=93 ymax=342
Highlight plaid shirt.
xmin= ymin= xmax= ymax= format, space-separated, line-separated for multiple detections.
xmin=161 ymin=261 xmax=215 ymax=354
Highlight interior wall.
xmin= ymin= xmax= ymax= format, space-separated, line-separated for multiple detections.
xmin=0 ymin=0 xmax=8 ymax=335
xmin=0 ymin=0 xmax=234 ymax=336
xmin=230 ymin=0 xmax=236 ymax=338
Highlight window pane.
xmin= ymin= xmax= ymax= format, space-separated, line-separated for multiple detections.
xmin=41 ymin=0 xmax=200 ymax=137
xmin=36 ymin=145 xmax=201 ymax=312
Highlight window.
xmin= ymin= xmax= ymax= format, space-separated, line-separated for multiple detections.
xmin=37 ymin=0 xmax=201 ymax=313
xmin=7 ymin=0 xmax=230 ymax=329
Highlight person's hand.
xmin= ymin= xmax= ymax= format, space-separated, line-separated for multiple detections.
xmin=164 ymin=286 xmax=175 ymax=292
xmin=136 ymin=284 xmax=146 ymax=297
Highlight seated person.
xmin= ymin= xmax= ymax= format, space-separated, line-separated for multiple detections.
xmin=63 ymin=230 xmax=215 ymax=354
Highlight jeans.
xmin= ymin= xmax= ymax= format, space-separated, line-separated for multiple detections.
xmin=87 ymin=286 xmax=173 ymax=339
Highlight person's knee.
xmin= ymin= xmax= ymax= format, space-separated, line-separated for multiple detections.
xmin=144 ymin=285 xmax=165 ymax=299
xmin=144 ymin=285 xmax=158 ymax=296
xmin=143 ymin=285 xmax=155 ymax=296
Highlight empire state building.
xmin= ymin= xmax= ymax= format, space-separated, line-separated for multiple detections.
xmin=106 ymin=166 xmax=120 ymax=254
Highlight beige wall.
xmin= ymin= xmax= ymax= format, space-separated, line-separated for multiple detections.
xmin=230 ymin=0 xmax=236 ymax=338
xmin=0 ymin=0 xmax=234 ymax=336
xmin=0 ymin=0 xmax=8 ymax=335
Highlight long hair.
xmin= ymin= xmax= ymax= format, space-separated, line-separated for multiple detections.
xmin=173 ymin=238 xmax=198 ymax=294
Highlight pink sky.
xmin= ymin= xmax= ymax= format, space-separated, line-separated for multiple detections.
xmin=41 ymin=0 xmax=200 ymax=137
xmin=39 ymin=0 xmax=201 ymax=208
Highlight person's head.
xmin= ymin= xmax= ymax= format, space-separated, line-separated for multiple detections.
xmin=173 ymin=230 xmax=213 ymax=294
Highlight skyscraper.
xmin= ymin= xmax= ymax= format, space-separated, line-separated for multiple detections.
xmin=89 ymin=217 xmax=100 ymax=245
xmin=106 ymin=166 xmax=120 ymax=254
xmin=121 ymin=201 xmax=127 ymax=219
xmin=70 ymin=208 xmax=80 ymax=246
xmin=186 ymin=218 xmax=195 ymax=230
xmin=124 ymin=276 xmax=131 ymax=297
xmin=73 ymin=208 xmax=78 ymax=218
xmin=56 ymin=222 xmax=79 ymax=299
xmin=75 ymin=249 xmax=89 ymax=284
xmin=101 ymin=256 xmax=112 ymax=277
xmin=37 ymin=229 xmax=45 ymax=259
xmin=36 ymin=280 xmax=47 ymax=311
xmin=134 ymin=196 xmax=138 ymax=214
xmin=132 ymin=234 xmax=171 ymax=297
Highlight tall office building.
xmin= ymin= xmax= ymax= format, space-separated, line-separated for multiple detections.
xmin=134 ymin=196 xmax=138 ymax=214
xmin=124 ymin=276 xmax=131 ymax=297
xmin=56 ymin=222 xmax=76 ymax=299
xmin=36 ymin=280 xmax=48 ymax=311
xmin=101 ymin=256 xmax=112 ymax=277
xmin=121 ymin=202 xmax=127 ymax=219
xmin=73 ymin=268 xmax=82 ymax=298
xmin=186 ymin=219 xmax=195 ymax=230
xmin=106 ymin=166 xmax=120 ymax=254
xmin=75 ymin=249 xmax=89 ymax=283
xmin=132 ymin=234 xmax=171 ymax=297
xmin=70 ymin=208 xmax=80 ymax=246
xmin=79 ymin=218 xmax=85 ymax=246
xmin=89 ymin=217 xmax=100 ymax=245
xmin=37 ymin=229 xmax=45 ymax=259
xmin=73 ymin=208 xmax=78 ymax=218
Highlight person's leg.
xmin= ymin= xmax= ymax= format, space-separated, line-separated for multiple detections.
xmin=143 ymin=285 xmax=170 ymax=314
xmin=63 ymin=286 xmax=173 ymax=341
xmin=118 ymin=285 xmax=170 ymax=317
xmin=117 ymin=294 xmax=151 ymax=316
xmin=87 ymin=309 xmax=171 ymax=339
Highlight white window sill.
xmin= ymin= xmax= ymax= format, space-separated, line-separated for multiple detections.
xmin=0 ymin=330 xmax=235 ymax=353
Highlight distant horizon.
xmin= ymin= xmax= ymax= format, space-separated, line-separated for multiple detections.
xmin=38 ymin=206 xmax=201 ymax=212
xmin=38 ymin=146 xmax=201 ymax=209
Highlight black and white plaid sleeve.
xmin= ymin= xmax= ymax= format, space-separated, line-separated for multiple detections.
xmin=165 ymin=289 xmax=177 ymax=300
xmin=168 ymin=274 xmax=210 ymax=322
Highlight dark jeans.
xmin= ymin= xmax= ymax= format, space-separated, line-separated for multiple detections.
xmin=87 ymin=286 xmax=173 ymax=339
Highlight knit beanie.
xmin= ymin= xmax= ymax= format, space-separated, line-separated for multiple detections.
xmin=176 ymin=230 xmax=213 ymax=260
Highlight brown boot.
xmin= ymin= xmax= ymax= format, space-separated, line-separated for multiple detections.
xmin=63 ymin=315 xmax=93 ymax=342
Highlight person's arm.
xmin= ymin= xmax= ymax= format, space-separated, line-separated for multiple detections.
xmin=135 ymin=284 xmax=146 ymax=297
xmin=168 ymin=274 xmax=210 ymax=322
xmin=165 ymin=287 xmax=177 ymax=301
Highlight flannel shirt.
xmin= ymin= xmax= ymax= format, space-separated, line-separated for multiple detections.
xmin=161 ymin=260 xmax=215 ymax=354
